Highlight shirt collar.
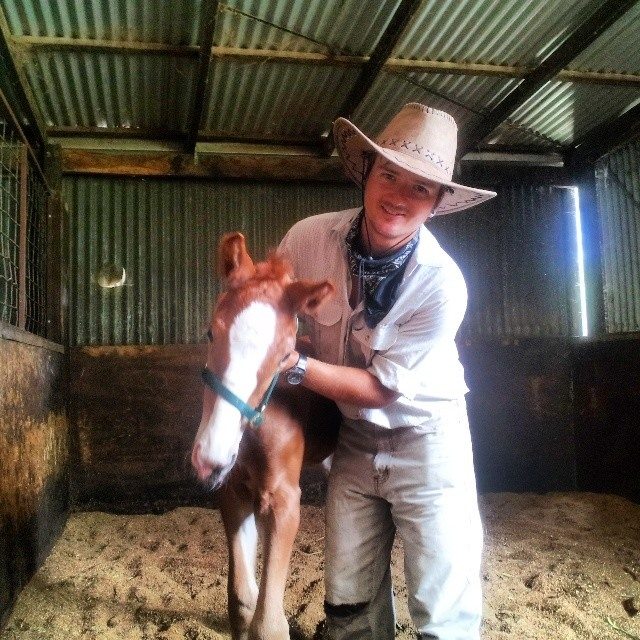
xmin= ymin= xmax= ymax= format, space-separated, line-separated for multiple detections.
xmin=330 ymin=208 xmax=444 ymax=268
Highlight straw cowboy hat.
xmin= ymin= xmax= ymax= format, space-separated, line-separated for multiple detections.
xmin=333 ymin=103 xmax=497 ymax=216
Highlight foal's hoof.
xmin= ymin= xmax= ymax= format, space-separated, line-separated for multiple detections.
xmin=248 ymin=618 xmax=289 ymax=640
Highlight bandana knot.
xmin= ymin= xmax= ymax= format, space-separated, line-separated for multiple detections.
xmin=345 ymin=210 xmax=418 ymax=328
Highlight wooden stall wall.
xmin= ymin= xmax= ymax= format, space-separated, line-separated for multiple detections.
xmin=0 ymin=332 xmax=69 ymax=627
xmin=69 ymin=345 xmax=208 ymax=512
xmin=573 ymin=336 xmax=640 ymax=504
xmin=69 ymin=339 xmax=579 ymax=512
xmin=462 ymin=338 xmax=576 ymax=494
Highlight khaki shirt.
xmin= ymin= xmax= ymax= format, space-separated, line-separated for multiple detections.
xmin=278 ymin=208 xmax=469 ymax=429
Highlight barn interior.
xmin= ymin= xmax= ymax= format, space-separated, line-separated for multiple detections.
xmin=1 ymin=0 xmax=639 ymax=638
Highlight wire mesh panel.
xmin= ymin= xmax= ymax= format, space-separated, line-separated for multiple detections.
xmin=26 ymin=165 xmax=48 ymax=335
xmin=0 ymin=118 xmax=20 ymax=326
xmin=0 ymin=99 xmax=50 ymax=338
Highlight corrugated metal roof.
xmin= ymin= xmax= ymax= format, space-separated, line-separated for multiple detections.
xmin=494 ymin=81 xmax=640 ymax=145
xmin=2 ymin=0 xmax=202 ymax=44
xmin=202 ymin=58 xmax=359 ymax=139
xmin=396 ymin=0 xmax=604 ymax=66
xmin=23 ymin=50 xmax=196 ymax=130
xmin=2 ymin=0 xmax=640 ymax=153
xmin=569 ymin=0 xmax=640 ymax=73
xmin=214 ymin=0 xmax=402 ymax=55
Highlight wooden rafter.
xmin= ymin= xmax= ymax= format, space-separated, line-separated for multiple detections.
xmin=459 ymin=0 xmax=640 ymax=157
xmin=49 ymin=126 xmax=314 ymax=147
xmin=14 ymin=37 xmax=640 ymax=87
xmin=186 ymin=0 xmax=219 ymax=152
xmin=60 ymin=148 xmax=348 ymax=182
xmin=324 ymin=0 xmax=423 ymax=155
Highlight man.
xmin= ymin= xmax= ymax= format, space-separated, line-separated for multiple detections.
xmin=279 ymin=103 xmax=496 ymax=639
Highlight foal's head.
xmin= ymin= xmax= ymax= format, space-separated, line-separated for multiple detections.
xmin=191 ymin=232 xmax=333 ymax=489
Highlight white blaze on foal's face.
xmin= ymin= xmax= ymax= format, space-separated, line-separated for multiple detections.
xmin=195 ymin=301 xmax=277 ymax=481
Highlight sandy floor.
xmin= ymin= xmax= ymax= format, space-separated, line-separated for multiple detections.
xmin=2 ymin=492 xmax=639 ymax=639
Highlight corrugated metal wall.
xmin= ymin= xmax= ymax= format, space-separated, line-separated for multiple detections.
xmin=61 ymin=176 xmax=359 ymax=345
xmin=62 ymin=175 xmax=580 ymax=345
xmin=595 ymin=138 xmax=640 ymax=333
xmin=432 ymin=183 xmax=580 ymax=339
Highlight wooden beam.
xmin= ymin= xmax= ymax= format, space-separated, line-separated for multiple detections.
xmin=0 ymin=7 xmax=48 ymax=153
xmin=559 ymin=69 xmax=640 ymax=87
xmin=14 ymin=36 xmax=640 ymax=87
xmin=61 ymin=148 xmax=349 ymax=182
xmin=18 ymin=145 xmax=28 ymax=330
xmin=50 ymin=126 xmax=315 ymax=146
xmin=186 ymin=0 xmax=219 ymax=152
xmin=17 ymin=35 xmax=199 ymax=57
xmin=49 ymin=126 xmax=187 ymax=141
xmin=387 ymin=60 xmax=640 ymax=87
xmin=459 ymin=0 xmax=640 ymax=156
xmin=325 ymin=0 xmax=423 ymax=155
xmin=212 ymin=46 xmax=367 ymax=68
xmin=568 ymin=102 xmax=640 ymax=166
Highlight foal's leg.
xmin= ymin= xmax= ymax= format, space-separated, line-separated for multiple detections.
xmin=220 ymin=483 xmax=259 ymax=640
xmin=249 ymin=477 xmax=301 ymax=640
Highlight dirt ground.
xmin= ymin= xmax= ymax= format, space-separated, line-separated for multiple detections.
xmin=2 ymin=492 xmax=639 ymax=640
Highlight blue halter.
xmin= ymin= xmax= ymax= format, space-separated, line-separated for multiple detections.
xmin=201 ymin=367 xmax=280 ymax=428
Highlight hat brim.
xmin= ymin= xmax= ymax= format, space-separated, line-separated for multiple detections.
xmin=334 ymin=117 xmax=497 ymax=216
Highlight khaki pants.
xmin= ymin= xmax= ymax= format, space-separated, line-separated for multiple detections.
xmin=324 ymin=401 xmax=483 ymax=640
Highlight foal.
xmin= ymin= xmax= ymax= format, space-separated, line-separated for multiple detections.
xmin=191 ymin=233 xmax=341 ymax=640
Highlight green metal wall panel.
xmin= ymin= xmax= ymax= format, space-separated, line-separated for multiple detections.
xmin=62 ymin=172 xmax=581 ymax=345
xmin=596 ymin=139 xmax=640 ymax=333
xmin=61 ymin=176 xmax=359 ymax=345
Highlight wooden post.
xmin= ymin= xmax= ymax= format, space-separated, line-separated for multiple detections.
xmin=18 ymin=144 xmax=28 ymax=329
xmin=45 ymin=143 xmax=64 ymax=343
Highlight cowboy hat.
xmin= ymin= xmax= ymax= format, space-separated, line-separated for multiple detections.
xmin=333 ymin=103 xmax=497 ymax=215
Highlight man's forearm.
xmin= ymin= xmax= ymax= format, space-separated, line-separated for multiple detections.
xmin=301 ymin=355 xmax=399 ymax=408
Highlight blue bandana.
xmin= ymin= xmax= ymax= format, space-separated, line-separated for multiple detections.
xmin=345 ymin=210 xmax=418 ymax=328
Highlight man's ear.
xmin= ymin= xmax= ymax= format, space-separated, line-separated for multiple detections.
xmin=218 ymin=232 xmax=255 ymax=287
xmin=286 ymin=280 xmax=334 ymax=315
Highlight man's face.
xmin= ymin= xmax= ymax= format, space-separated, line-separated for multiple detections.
xmin=362 ymin=156 xmax=440 ymax=255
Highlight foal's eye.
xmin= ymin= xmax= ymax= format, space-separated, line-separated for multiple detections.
xmin=206 ymin=329 xmax=214 ymax=342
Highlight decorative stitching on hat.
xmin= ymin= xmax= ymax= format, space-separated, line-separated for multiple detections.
xmin=438 ymin=194 xmax=483 ymax=211
xmin=378 ymin=137 xmax=451 ymax=174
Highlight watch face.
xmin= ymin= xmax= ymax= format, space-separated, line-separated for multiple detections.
xmin=287 ymin=369 xmax=303 ymax=385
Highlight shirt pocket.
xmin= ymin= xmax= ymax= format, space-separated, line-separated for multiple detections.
xmin=353 ymin=321 xmax=399 ymax=354
xmin=308 ymin=299 xmax=342 ymax=364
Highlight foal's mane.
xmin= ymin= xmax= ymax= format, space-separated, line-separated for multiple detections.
xmin=253 ymin=253 xmax=294 ymax=283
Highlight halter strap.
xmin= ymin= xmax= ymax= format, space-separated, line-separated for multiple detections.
xmin=201 ymin=367 xmax=280 ymax=428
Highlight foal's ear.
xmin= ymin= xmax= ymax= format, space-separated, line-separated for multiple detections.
xmin=286 ymin=280 xmax=334 ymax=315
xmin=218 ymin=232 xmax=255 ymax=286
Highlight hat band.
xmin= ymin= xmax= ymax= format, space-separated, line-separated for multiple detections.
xmin=377 ymin=146 xmax=453 ymax=184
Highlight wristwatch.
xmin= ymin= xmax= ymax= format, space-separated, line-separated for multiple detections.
xmin=286 ymin=353 xmax=308 ymax=385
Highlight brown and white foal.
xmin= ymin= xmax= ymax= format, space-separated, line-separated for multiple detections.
xmin=191 ymin=232 xmax=340 ymax=640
